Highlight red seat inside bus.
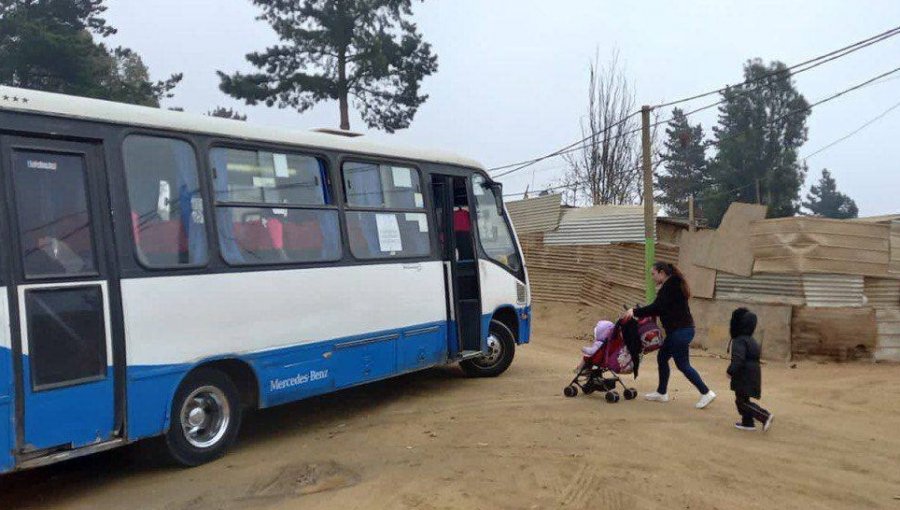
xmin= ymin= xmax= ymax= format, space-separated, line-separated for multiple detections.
xmin=282 ymin=220 xmax=324 ymax=252
xmin=232 ymin=218 xmax=283 ymax=262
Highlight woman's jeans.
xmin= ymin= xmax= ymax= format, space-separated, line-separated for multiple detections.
xmin=657 ymin=327 xmax=710 ymax=395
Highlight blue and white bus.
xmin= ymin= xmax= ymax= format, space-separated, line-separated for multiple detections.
xmin=0 ymin=86 xmax=531 ymax=471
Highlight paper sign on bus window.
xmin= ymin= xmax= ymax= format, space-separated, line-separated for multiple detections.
xmin=253 ymin=176 xmax=276 ymax=188
xmin=405 ymin=213 xmax=429 ymax=233
xmin=391 ymin=167 xmax=412 ymax=188
xmin=375 ymin=213 xmax=403 ymax=252
xmin=273 ymin=153 xmax=289 ymax=178
xmin=414 ymin=193 xmax=424 ymax=208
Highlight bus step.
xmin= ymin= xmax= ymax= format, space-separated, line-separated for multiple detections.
xmin=457 ymin=350 xmax=483 ymax=361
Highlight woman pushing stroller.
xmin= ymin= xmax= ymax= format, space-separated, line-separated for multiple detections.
xmin=623 ymin=262 xmax=717 ymax=409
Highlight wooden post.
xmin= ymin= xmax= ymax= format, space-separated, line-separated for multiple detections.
xmin=688 ymin=194 xmax=696 ymax=232
xmin=641 ymin=106 xmax=656 ymax=303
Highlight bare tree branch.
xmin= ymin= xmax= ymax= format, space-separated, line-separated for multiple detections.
xmin=562 ymin=50 xmax=645 ymax=206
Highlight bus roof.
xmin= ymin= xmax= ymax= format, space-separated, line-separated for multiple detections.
xmin=0 ymin=85 xmax=484 ymax=170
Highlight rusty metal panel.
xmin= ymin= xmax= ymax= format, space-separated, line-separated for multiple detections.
xmin=544 ymin=206 xmax=648 ymax=246
xmin=505 ymin=194 xmax=562 ymax=235
xmin=864 ymin=278 xmax=900 ymax=309
xmin=875 ymin=309 xmax=900 ymax=362
xmin=891 ymin=220 xmax=900 ymax=274
xmin=715 ymin=273 xmax=805 ymax=305
xmin=802 ymin=274 xmax=865 ymax=308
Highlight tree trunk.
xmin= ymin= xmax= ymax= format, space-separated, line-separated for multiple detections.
xmin=338 ymin=51 xmax=350 ymax=131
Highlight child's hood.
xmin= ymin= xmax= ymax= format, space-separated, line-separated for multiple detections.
xmin=730 ymin=308 xmax=758 ymax=338
xmin=594 ymin=320 xmax=615 ymax=342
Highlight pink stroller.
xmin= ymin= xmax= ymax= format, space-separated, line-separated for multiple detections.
xmin=563 ymin=315 xmax=663 ymax=403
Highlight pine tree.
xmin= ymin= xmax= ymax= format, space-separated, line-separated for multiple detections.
xmin=704 ymin=59 xmax=809 ymax=226
xmin=802 ymin=169 xmax=859 ymax=219
xmin=0 ymin=0 xmax=181 ymax=106
xmin=657 ymin=107 xmax=708 ymax=217
xmin=218 ymin=0 xmax=438 ymax=132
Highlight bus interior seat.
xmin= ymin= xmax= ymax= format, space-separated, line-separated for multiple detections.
xmin=282 ymin=218 xmax=325 ymax=260
xmin=233 ymin=218 xmax=283 ymax=263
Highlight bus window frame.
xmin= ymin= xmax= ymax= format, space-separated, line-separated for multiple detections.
xmin=339 ymin=157 xmax=435 ymax=262
xmin=468 ymin=171 xmax=526 ymax=282
xmin=208 ymin=142 xmax=344 ymax=268
xmin=6 ymin=141 xmax=104 ymax=282
xmin=120 ymin=132 xmax=211 ymax=271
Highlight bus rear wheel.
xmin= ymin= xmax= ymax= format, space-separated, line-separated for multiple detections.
xmin=164 ymin=367 xmax=242 ymax=467
xmin=460 ymin=319 xmax=516 ymax=377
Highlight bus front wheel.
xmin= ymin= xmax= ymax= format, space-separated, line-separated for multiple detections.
xmin=164 ymin=367 xmax=243 ymax=467
xmin=460 ymin=319 xmax=516 ymax=377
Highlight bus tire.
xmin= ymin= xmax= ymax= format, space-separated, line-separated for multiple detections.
xmin=460 ymin=319 xmax=516 ymax=377
xmin=164 ymin=367 xmax=242 ymax=467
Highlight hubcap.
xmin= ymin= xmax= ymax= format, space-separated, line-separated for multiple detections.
xmin=180 ymin=385 xmax=230 ymax=449
xmin=472 ymin=334 xmax=503 ymax=368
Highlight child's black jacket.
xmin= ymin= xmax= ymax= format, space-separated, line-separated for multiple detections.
xmin=727 ymin=308 xmax=762 ymax=398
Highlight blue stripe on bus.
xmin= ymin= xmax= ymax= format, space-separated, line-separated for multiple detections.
xmin=126 ymin=318 xmax=453 ymax=441
xmin=0 ymin=347 xmax=12 ymax=472
xmin=0 ymin=305 xmax=529 ymax=470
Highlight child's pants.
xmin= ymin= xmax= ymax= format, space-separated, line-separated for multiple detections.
xmin=735 ymin=392 xmax=770 ymax=427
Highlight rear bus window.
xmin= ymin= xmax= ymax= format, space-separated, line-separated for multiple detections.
xmin=123 ymin=136 xmax=208 ymax=268
xmin=210 ymin=147 xmax=341 ymax=265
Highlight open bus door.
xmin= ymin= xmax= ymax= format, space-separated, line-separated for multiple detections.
xmin=430 ymin=174 xmax=484 ymax=360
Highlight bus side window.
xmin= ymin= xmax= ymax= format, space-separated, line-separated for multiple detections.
xmin=12 ymin=151 xmax=98 ymax=278
xmin=341 ymin=162 xmax=431 ymax=260
xmin=209 ymin=147 xmax=341 ymax=266
xmin=122 ymin=136 xmax=208 ymax=268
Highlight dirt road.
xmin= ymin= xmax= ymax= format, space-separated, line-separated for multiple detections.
xmin=2 ymin=302 xmax=899 ymax=510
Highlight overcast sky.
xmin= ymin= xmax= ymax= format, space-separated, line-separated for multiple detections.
xmin=105 ymin=0 xmax=900 ymax=216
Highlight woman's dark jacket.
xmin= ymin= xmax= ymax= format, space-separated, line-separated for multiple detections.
xmin=633 ymin=275 xmax=694 ymax=335
xmin=727 ymin=308 xmax=762 ymax=398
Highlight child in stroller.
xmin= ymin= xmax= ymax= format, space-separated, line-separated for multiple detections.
xmin=564 ymin=314 xmax=664 ymax=403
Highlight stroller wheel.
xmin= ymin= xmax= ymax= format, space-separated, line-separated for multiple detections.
xmin=623 ymin=388 xmax=638 ymax=400
xmin=605 ymin=391 xmax=621 ymax=403
xmin=564 ymin=385 xmax=578 ymax=398
xmin=583 ymin=383 xmax=596 ymax=395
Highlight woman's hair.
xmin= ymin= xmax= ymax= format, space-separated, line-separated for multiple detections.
xmin=652 ymin=261 xmax=691 ymax=299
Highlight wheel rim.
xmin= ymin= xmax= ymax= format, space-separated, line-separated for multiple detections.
xmin=179 ymin=385 xmax=230 ymax=449
xmin=471 ymin=333 xmax=503 ymax=369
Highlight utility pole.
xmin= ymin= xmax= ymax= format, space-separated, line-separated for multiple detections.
xmin=641 ymin=105 xmax=656 ymax=303
xmin=688 ymin=194 xmax=696 ymax=232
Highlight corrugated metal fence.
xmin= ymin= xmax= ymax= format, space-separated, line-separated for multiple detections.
xmin=506 ymin=194 xmax=562 ymax=235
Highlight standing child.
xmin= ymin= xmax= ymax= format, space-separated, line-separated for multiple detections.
xmin=728 ymin=308 xmax=774 ymax=432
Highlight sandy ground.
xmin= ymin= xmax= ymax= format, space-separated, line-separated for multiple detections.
xmin=2 ymin=301 xmax=900 ymax=510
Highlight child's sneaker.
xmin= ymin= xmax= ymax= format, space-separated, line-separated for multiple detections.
xmin=763 ymin=414 xmax=774 ymax=432
xmin=734 ymin=423 xmax=755 ymax=431
xmin=644 ymin=392 xmax=669 ymax=402
xmin=695 ymin=390 xmax=717 ymax=409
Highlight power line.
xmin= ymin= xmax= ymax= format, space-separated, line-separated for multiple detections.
xmin=504 ymin=65 xmax=900 ymax=200
xmin=655 ymin=24 xmax=900 ymax=109
xmin=497 ymin=46 xmax=900 ymax=179
xmin=801 ymin=98 xmax=900 ymax=161
xmin=489 ymin=24 xmax=900 ymax=178
xmin=487 ymin=110 xmax=642 ymax=174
